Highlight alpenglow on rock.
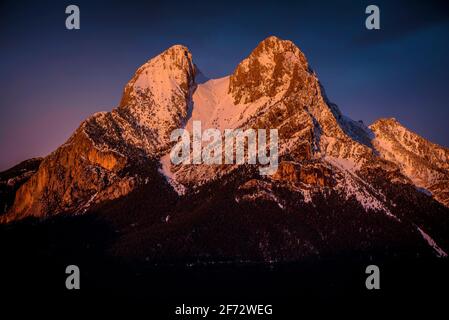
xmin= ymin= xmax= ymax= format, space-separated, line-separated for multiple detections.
xmin=3 ymin=45 xmax=197 ymax=222
xmin=2 ymin=36 xmax=449 ymax=231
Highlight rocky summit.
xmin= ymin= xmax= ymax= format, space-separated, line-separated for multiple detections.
xmin=2 ymin=36 xmax=449 ymax=262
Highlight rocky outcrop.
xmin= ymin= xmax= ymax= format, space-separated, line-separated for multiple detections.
xmin=169 ymin=36 xmax=376 ymax=190
xmin=0 ymin=158 xmax=42 ymax=215
xmin=118 ymin=44 xmax=196 ymax=152
xmin=229 ymin=36 xmax=309 ymax=104
xmin=2 ymin=45 xmax=197 ymax=222
xmin=3 ymin=35 xmax=449 ymax=228
xmin=2 ymin=127 xmax=128 ymax=222
xmin=271 ymin=161 xmax=333 ymax=187
xmin=370 ymin=118 xmax=449 ymax=206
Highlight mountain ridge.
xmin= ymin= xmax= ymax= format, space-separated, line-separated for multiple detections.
xmin=1 ymin=36 xmax=448 ymax=260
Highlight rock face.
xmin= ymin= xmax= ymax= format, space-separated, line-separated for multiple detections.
xmin=5 ymin=129 xmax=130 ymax=221
xmin=0 ymin=158 xmax=42 ymax=215
xmin=168 ymin=36 xmax=375 ymax=190
xmin=2 ymin=36 xmax=449 ymax=260
xmin=229 ymin=36 xmax=309 ymax=104
xmin=118 ymin=44 xmax=196 ymax=152
xmin=370 ymin=118 xmax=449 ymax=206
xmin=2 ymin=45 xmax=196 ymax=222
xmin=271 ymin=161 xmax=333 ymax=187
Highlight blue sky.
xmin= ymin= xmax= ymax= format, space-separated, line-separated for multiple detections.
xmin=1 ymin=0 xmax=448 ymax=170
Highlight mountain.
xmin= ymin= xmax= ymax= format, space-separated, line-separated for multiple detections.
xmin=370 ymin=118 xmax=449 ymax=206
xmin=2 ymin=36 xmax=449 ymax=261
xmin=0 ymin=157 xmax=42 ymax=215
xmin=3 ymin=45 xmax=196 ymax=221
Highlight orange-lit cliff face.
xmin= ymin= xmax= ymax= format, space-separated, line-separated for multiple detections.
xmin=370 ymin=118 xmax=449 ymax=207
xmin=3 ymin=44 xmax=196 ymax=222
xmin=2 ymin=37 xmax=449 ymax=260
xmin=5 ymin=126 xmax=130 ymax=222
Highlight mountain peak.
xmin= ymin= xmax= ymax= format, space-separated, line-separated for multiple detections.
xmin=166 ymin=44 xmax=190 ymax=52
xmin=161 ymin=44 xmax=193 ymax=64
xmin=6 ymin=38 xmax=449 ymax=227
xmin=229 ymin=36 xmax=310 ymax=104
xmin=257 ymin=35 xmax=294 ymax=48
xmin=113 ymin=43 xmax=197 ymax=151
xmin=370 ymin=116 xmax=449 ymax=207
xmin=262 ymin=35 xmax=283 ymax=42
xmin=256 ymin=36 xmax=306 ymax=57
xmin=128 ymin=44 xmax=194 ymax=83
xmin=370 ymin=117 xmax=400 ymax=128
xmin=119 ymin=43 xmax=195 ymax=108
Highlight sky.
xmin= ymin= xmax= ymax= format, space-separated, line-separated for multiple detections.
xmin=1 ymin=0 xmax=449 ymax=170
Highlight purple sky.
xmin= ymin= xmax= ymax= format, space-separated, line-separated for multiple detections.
xmin=1 ymin=0 xmax=449 ymax=170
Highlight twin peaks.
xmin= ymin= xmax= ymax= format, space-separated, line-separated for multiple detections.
xmin=1 ymin=36 xmax=449 ymax=262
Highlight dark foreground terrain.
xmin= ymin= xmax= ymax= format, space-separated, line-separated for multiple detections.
xmin=1 ymin=164 xmax=448 ymax=317
xmin=1 ymin=212 xmax=447 ymax=317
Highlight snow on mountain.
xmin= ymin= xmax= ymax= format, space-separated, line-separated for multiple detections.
xmin=118 ymin=44 xmax=196 ymax=152
xmin=416 ymin=226 xmax=448 ymax=257
xmin=187 ymin=76 xmax=270 ymax=132
xmin=2 ymin=45 xmax=197 ymax=222
xmin=3 ymin=34 xmax=448 ymax=247
xmin=370 ymin=118 xmax=449 ymax=206
xmin=162 ymin=36 xmax=382 ymax=214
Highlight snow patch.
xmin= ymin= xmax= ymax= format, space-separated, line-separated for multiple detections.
xmin=185 ymin=76 xmax=270 ymax=132
xmin=325 ymin=156 xmax=395 ymax=217
xmin=159 ymin=153 xmax=186 ymax=195
xmin=416 ymin=226 xmax=448 ymax=258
